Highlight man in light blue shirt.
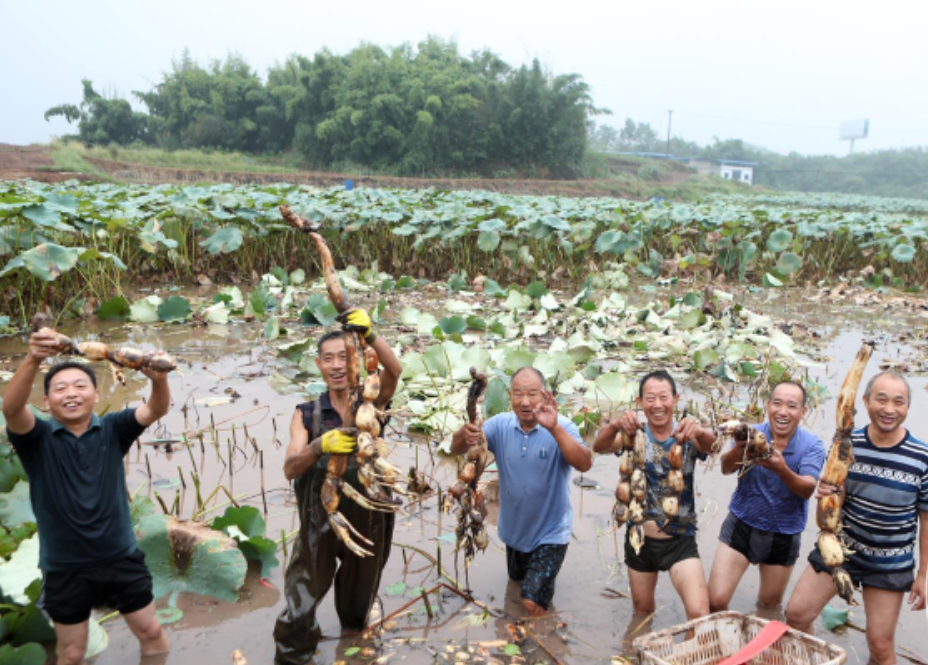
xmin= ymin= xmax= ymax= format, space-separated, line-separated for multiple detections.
xmin=451 ymin=367 xmax=592 ymax=616
xmin=707 ymin=381 xmax=825 ymax=612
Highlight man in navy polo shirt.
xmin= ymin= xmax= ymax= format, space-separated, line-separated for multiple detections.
xmin=3 ymin=328 xmax=172 ymax=665
xmin=708 ymin=380 xmax=826 ymax=612
xmin=450 ymin=367 xmax=592 ymax=616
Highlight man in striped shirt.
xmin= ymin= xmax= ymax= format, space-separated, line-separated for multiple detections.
xmin=786 ymin=371 xmax=928 ymax=665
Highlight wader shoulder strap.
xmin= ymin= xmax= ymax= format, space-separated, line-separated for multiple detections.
xmin=311 ymin=398 xmax=322 ymax=441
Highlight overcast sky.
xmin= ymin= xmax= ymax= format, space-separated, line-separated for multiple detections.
xmin=3 ymin=0 xmax=926 ymax=157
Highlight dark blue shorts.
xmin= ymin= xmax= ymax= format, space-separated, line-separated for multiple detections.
xmin=720 ymin=513 xmax=801 ymax=567
xmin=808 ymin=545 xmax=914 ymax=593
xmin=39 ymin=549 xmax=154 ymax=625
xmin=506 ymin=543 xmax=568 ymax=610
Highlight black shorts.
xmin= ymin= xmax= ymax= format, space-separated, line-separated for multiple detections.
xmin=625 ymin=531 xmax=700 ymax=573
xmin=39 ymin=549 xmax=154 ymax=625
xmin=719 ymin=513 xmax=801 ymax=567
xmin=808 ymin=545 xmax=915 ymax=593
xmin=506 ymin=544 xmax=568 ymax=610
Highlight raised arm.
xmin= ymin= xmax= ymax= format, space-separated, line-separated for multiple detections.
xmin=371 ymin=336 xmax=401 ymax=410
xmin=536 ymin=391 xmax=592 ymax=472
xmin=135 ymin=357 xmax=171 ymax=427
xmin=2 ymin=331 xmax=61 ymax=434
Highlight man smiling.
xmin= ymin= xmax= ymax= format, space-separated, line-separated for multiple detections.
xmin=3 ymin=329 xmax=172 ymax=665
xmin=707 ymin=381 xmax=826 ymax=612
xmin=786 ymin=371 xmax=927 ymax=665
xmin=451 ymin=367 xmax=591 ymax=616
xmin=594 ymin=370 xmax=716 ymax=621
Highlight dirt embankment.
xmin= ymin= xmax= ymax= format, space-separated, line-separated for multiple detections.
xmin=0 ymin=143 xmax=691 ymax=198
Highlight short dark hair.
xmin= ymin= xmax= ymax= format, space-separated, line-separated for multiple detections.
xmin=768 ymin=380 xmax=807 ymax=407
xmin=44 ymin=361 xmax=97 ymax=395
xmin=316 ymin=330 xmax=345 ymax=356
xmin=639 ymin=370 xmax=676 ymax=398
xmin=511 ymin=366 xmax=546 ymax=389
xmin=864 ymin=370 xmax=911 ymax=405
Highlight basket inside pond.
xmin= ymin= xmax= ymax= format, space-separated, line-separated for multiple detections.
xmin=633 ymin=611 xmax=846 ymax=665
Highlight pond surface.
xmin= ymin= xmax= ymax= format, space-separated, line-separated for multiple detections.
xmin=1 ymin=286 xmax=927 ymax=665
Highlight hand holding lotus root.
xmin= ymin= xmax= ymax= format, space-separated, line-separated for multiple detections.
xmin=31 ymin=314 xmax=176 ymax=386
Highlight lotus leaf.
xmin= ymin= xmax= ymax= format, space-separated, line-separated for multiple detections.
xmin=0 ymin=534 xmax=40 ymax=604
xmin=0 ymin=643 xmax=46 ymax=665
xmin=766 ymin=229 xmax=793 ymax=252
xmin=135 ymin=515 xmax=247 ymax=604
xmin=130 ymin=295 xmax=163 ymax=323
xmin=775 ymin=251 xmax=803 ymax=275
xmin=502 ymin=290 xmax=532 ymax=312
xmin=0 ymin=481 xmax=35 ymax=528
xmin=438 ymin=316 xmax=466 ymax=335
xmin=477 ymin=230 xmax=500 ymax=252
xmin=157 ymin=296 xmax=192 ymax=323
xmin=891 ymin=243 xmax=916 ymax=262
xmin=97 ymin=296 xmax=131 ymax=321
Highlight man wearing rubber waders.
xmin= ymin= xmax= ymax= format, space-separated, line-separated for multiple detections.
xmin=708 ymin=381 xmax=826 ymax=612
xmin=274 ymin=310 xmax=402 ymax=665
xmin=786 ymin=371 xmax=928 ymax=665
xmin=450 ymin=367 xmax=592 ymax=617
xmin=2 ymin=329 xmax=172 ymax=665
xmin=594 ymin=370 xmax=717 ymax=621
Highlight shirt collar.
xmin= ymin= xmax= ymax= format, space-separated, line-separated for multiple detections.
xmin=50 ymin=413 xmax=102 ymax=435
xmin=509 ymin=412 xmax=541 ymax=434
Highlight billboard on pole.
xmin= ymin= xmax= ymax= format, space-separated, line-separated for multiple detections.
xmin=839 ymin=120 xmax=869 ymax=140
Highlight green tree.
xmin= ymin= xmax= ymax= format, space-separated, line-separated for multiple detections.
xmin=45 ymin=80 xmax=149 ymax=145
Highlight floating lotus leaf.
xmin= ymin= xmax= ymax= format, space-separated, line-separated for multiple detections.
xmin=130 ymin=295 xmax=163 ymax=323
xmin=135 ymin=515 xmax=247 ymax=604
xmin=157 ymin=296 xmax=192 ymax=323
xmin=300 ymin=293 xmax=338 ymax=326
xmin=438 ymin=316 xmax=467 ymax=335
xmin=97 ymin=296 xmax=131 ymax=321
xmin=212 ymin=506 xmax=279 ymax=578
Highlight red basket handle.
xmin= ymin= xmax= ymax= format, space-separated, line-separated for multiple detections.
xmin=717 ymin=620 xmax=790 ymax=665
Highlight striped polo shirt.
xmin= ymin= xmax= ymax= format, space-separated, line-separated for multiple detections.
xmin=842 ymin=426 xmax=928 ymax=572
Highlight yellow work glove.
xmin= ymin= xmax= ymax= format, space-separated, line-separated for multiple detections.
xmin=316 ymin=428 xmax=357 ymax=455
xmin=340 ymin=308 xmax=376 ymax=342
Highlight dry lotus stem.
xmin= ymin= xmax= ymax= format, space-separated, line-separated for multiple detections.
xmin=815 ymin=340 xmax=873 ymax=606
xmin=445 ymin=367 xmax=490 ymax=564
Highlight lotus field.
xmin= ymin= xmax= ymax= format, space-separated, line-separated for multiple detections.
xmin=2 ymin=179 xmax=928 ymax=663
xmin=0 ymin=181 xmax=927 ymax=328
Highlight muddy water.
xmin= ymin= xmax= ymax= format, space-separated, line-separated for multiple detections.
xmin=2 ymin=293 xmax=927 ymax=665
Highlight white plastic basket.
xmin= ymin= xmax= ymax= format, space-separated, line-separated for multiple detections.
xmin=633 ymin=611 xmax=846 ymax=665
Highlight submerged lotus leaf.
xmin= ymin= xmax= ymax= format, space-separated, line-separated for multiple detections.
xmin=0 ymin=480 xmax=35 ymax=527
xmin=136 ymin=515 xmax=247 ymax=604
xmin=0 ymin=534 xmax=40 ymax=604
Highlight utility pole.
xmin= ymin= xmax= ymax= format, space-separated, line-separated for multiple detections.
xmin=666 ymin=110 xmax=673 ymax=159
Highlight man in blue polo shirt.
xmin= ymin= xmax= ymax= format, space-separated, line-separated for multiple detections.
xmin=450 ymin=367 xmax=592 ymax=616
xmin=707 ymin=380 xmax=826 ymax=612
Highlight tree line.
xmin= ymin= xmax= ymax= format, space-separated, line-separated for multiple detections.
xmin=589 ymin=120 xmax=928 ymax=199
xmin=45 ymin=38 xmax=603 ymax=178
